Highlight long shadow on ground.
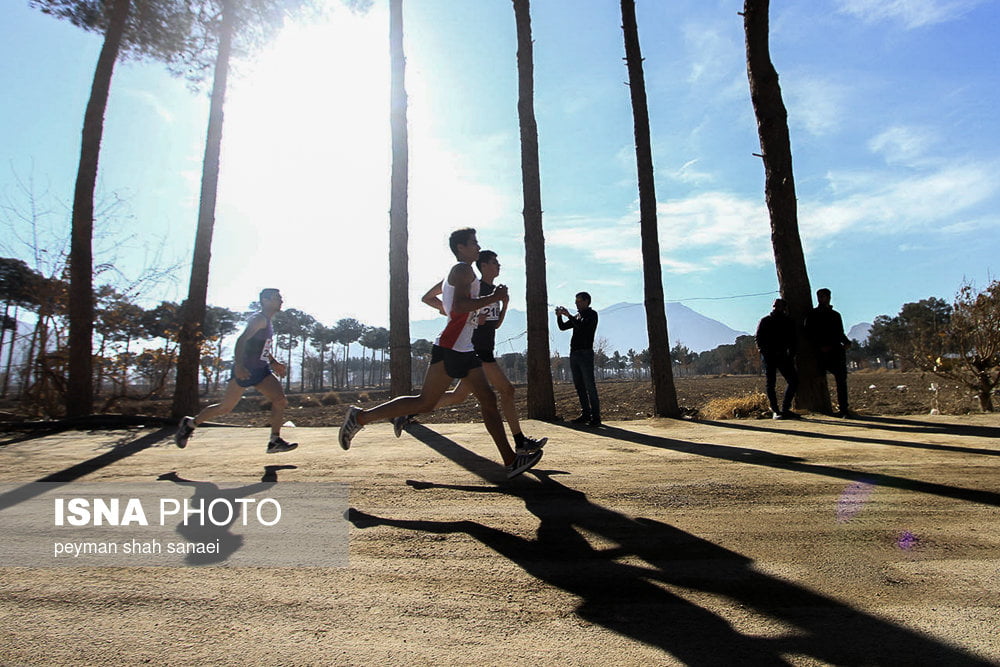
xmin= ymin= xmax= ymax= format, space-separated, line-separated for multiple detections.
xmin=0 ymin=426 xmax=173 ymax=512
xmin=584 ymin=423 xmax=1000 ymax=508
xmin=814 ymin=414 xmax=1000 ymax=439
xmin=349 ymin=423 xmax=992 ymax=665
xmin=697 ymin=416 xmax=1000 ymax=458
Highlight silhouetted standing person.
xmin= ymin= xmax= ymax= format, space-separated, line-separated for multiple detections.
xmin=805 ymin=288 xmax=852 ymax=417
xmin=755 ymin=298 xmax=799 ymax=419
xmin=556 ymin=292 xmax=601 ymax=426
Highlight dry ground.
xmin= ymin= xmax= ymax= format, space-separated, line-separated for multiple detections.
xmin=0 ymin=401 xmax=998 ymax=665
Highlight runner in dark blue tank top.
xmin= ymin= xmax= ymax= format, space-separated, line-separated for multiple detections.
xmin=174 ymin=288 xmax=298 ymax=454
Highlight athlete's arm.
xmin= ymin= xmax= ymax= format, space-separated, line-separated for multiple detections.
xmin=422 ymin=281 xmax=445 ymax=316
xmin=496 ymin=292 xmax=509 ymax=329
xmin=449 ymin=264 xmax=509 ymax=314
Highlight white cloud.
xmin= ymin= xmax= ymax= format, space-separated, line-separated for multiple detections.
xmin=547 ymin=192 xmax=773 ymax=275
xmin=784 ymin=76 xmax=850 ymax=137
xmin=868 ymin=125 xmax=937 ymax=165
xmin=805 ymin=161 xmax=999 ymax=239
xmin=670 ymin=159 xmax=715 ymax=185
xmin=123 ymin=89 xmax=174 ymax=123
xmin=836 ymin=0 xmax=986 ymax=28
xmin=683 ymin=23 xmax=740 ymax=87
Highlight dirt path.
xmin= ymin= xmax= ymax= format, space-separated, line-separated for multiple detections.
xmin=1 ymin=413 xmax=998 ymax=665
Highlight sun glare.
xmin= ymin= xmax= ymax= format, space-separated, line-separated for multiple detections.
xmin=212 ymin=8 xmax=393 ymax=323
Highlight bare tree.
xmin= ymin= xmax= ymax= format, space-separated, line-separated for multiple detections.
xmin=62 ymin=0 xmax=132 ymax=417
xmin=620 ymin=0 xmax=680 ymax=417
xmin=388 ymin=0 xmax=412 ymax=396
xmin=32 ymin=0 xmax=198 ymax=417
xmin=743 ymin=0 xmax=830 ymax=413
xmin=512 ymin=0 xmax=555 ymax=420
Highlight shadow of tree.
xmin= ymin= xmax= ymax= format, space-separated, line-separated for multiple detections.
xmin=0 ymin=426 xmax=173 ymax=512
xmin=703 ymin=417 xmax=1000 ymax=458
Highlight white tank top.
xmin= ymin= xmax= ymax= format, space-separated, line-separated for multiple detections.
xmin=435 ymin=265 xmax=479 ymax=352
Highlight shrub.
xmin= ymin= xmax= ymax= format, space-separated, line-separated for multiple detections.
xmin=700 ymin=392 xmax=770 ymax=420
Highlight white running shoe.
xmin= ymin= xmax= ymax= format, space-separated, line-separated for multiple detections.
xmin=514 ymin=435 xmax=547 ymax=455
xmin=174 ymin=416 xmax=196 ymax=449
xmin=392 ymin=415 xmax=408 ymax=438
xmin=266 ymin=436 xmax=298 ymax=454
xmin=339 ymin=406 xmax=363 ymax=450
xmin=505 ymin=449 xmax=543 ymax=480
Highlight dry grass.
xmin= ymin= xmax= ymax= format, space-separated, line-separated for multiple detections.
xmin=700 ymin=392 xmax=771 ymax=420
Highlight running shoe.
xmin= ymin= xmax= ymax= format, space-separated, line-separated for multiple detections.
xmin=514 ymin=435 xmax=547 ymax=455
xmin=266 ymin=436 xmax=298 ymax=454
xmin=505 ymin=449 xmax=543 ymax=480
xmin=339 ymin=406 xmax=363 ymax=450
xmin=174 ymin=416 xmax=196 ymax=449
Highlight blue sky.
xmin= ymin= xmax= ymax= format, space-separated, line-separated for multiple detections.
xmin=2 ymin=0 xmax=998 ymax=344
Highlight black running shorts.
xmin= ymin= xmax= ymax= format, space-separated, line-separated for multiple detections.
xmin=431 ymin=345 xmax=482 ymax=379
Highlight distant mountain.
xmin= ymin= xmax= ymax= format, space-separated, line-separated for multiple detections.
xmin=847 ymin=322 xmax=872 ymax=343
xmin=410 ymin=301 xmax=747 ymax=355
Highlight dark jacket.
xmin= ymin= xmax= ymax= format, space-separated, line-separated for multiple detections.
xmin=804 ymin=305 xmax=850 ymax=352
xmin=756 ymin=310 xmax=796 ymax=359
xmin=558 ymin=307 xmax=598 ymax=351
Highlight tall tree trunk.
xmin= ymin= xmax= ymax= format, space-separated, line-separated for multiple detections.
xmin=214 ymin=337 xmax=224 ymax=391
xmin=67 ymin=0 xmax=132 ymax=418
xmin=2 ymin=305 xmax=17 ymax=397
xmin=388 ymin=0 xmax=412 ymax=397
xmin=300 ymin=335 xmax=307 ymax=393
xmin=620 ymin=0 xmax=680 ymax=418
xmin=19 ymin=317 xmax=39 ymax=400
xmin=172 ymin=0 xmax=236 ymax=418
xmin=0 ymin=302 xmax=9 ymax=375
xmin=343 ymin=343 xmax=350 ymax=389
xmin=743 ymin=0 xmax=830 ymax=413
xmin=512 ymin=0 xmax=555 ymax=420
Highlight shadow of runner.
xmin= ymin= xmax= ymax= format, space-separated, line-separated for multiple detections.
xmin=0 ymin=426 xmax=173 ymax=512
xmin=156 ymin=465 xmax=296 ymax=565
xmin=364 ymin=426 xmax=994 ymax=665
xmin=588 ymin=424 xmax=1000 ymax=508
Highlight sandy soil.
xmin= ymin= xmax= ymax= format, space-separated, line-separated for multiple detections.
xmin=0 ymin=408 xmax=998 ymax=665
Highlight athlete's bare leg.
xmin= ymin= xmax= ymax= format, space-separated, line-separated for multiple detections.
xmin=463 ymin=367 xmax=516 ymax=465
xmin=433 ymin=380 xmax=473 ymax=409
xmin=253 ymin=374 xmax=289 ymax=438
xmin=193 ymin=379 xmax=245 ymax=425
xmin=357 ymin=361 xmax=454 ymax=426
xmin=482 ymin=362 xmax=521 ymax=436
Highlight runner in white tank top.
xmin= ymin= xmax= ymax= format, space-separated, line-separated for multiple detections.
xmin=337 ymin=228 xmax=544 ymax=480
xmin=436 ymin=272 xmax=480 ymax=352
